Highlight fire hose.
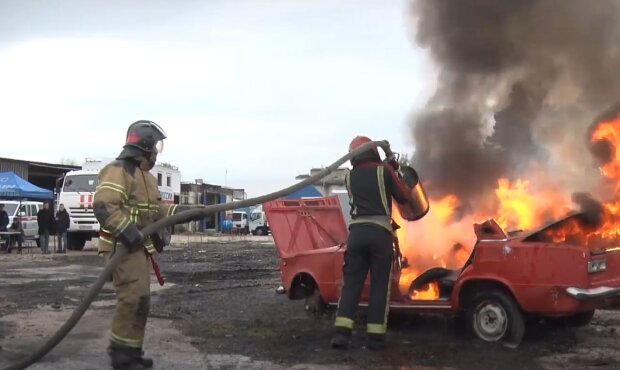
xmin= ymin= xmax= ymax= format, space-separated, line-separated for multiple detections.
xmin=3 ymin=140 xmax=390 ymax=370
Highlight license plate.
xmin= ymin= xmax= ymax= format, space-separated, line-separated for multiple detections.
xmin=78 ymin=225 xmax=91 ymax=230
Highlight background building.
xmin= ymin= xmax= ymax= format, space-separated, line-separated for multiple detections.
xmin=0 ymin=157 xmax=79 ymax=192
xmin=179 ymin=179 xmax=246 ymax=233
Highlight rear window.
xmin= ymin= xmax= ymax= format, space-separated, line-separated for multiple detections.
xmin=63 ymin=175 xmax=98 ymax=192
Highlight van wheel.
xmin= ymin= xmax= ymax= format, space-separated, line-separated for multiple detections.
xmin=466 ymin=289 xmax=525 ymax=348
xmin=304 ymin=289 xmax=326 ymax=318
xmin=255 ymin=228 xmax=265 ymax=236
xmin=67 ymin=234 xmax=86 ymax=251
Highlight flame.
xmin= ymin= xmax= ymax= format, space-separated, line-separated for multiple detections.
xmin=393 ymin=196 xmax=471 ymax=301
xmin=411 ymin=282 xmax=440 ymax=300
xmin=592 ymin=117 xmax=620 ymax=180
xmin=495 ymin=178 xmax=536 ymax=231
xmin=543 ymin=113 xmax=620 ymax=249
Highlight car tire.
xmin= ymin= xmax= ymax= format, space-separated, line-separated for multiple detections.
xmin=255 ymin=228 xmax=265 ymax=236
xmin=545 ymin=310 xmax=595 ymax=328
xmin=304 ymin=289 xmax=327 ymax=319
xmin=466 ymin=289 xmax=525 ymax=348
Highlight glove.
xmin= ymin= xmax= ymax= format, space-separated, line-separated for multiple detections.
xmin=151 ymin=232 xmax=166 ymax=253
xmin=119 ymin=224 xmax=145 ymax=253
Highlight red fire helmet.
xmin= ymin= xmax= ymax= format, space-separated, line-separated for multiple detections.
xmin=349 ymin=135 xmax=380 ymax=158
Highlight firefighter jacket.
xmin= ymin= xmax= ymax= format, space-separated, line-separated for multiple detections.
xmin=345 ymin=161 xmax=411 ymax=234
xmin=93 ymin=159 xmax=185 ymax=254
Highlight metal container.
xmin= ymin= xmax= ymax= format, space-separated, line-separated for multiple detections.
xmin=396 ymin=166 xmax=430 ymax=221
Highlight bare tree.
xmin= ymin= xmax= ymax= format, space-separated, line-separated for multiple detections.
xmin=59 ymin=158 xmax=78 ymax=166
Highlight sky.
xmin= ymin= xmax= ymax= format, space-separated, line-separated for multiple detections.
xmin=0 ymin=0 xmax=436 ymax=197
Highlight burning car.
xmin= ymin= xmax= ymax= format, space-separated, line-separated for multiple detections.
xmin=264 ymin=195 xmax=620 ymax=347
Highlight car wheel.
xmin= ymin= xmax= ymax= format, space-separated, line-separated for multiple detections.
xmin=255 ymin=228 xmax=265 ymax=236
xmin=545 ymin=310 xmax=595 ymax=328
xmin=304 ymin=289 xmax=326 ymax=319
xmin=467 ymin=289 xmax=525 ymax=348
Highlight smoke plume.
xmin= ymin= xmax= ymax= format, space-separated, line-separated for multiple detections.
xmin=408 ymin=0 xmax=620 ymax=210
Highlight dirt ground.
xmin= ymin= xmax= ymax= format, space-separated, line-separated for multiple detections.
xmin=1 ymin=237 xmax=620 ymax=370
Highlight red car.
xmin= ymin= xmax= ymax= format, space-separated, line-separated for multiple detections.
xmin=265 ymin=196 xmax=620 ymax=347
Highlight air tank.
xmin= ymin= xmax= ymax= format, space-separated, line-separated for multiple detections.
xmin=395 ymin=166 xmax=430 ymax=221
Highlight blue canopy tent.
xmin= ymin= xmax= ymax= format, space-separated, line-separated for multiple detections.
xmin=0 ymin=172 xmax=53 ymax=200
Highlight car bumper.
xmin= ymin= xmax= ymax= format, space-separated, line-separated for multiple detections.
xmin=566 ymin=286 xmax=620 ymax=301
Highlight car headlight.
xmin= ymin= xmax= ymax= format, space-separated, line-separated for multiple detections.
xmin=588 ymin=260 xmax=607 ymax=273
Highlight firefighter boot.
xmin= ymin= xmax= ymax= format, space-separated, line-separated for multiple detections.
xmin=134 ymin=349 xmax=154 ymax=368
xmin=108 ymin=342 xmax=153 ymax=369
xmin=330 ymin=327 xmax=352 ymax=350
xmin=367 ymin=333 xmax=386 ymax=350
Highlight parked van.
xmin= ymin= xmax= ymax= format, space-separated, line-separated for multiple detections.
xmin=249 ymin=205 xmax=270 ymax=236
xmin=231 ymin=211 xmax=249 ymax=234
xmin=1 ymin=200 xmax=43 ymax=239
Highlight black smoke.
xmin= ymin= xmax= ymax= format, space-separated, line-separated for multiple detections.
xmin=572 ymin=192 xmax=605 ymax=228
xmin=408 ymin=0 xmax=620 ymax=205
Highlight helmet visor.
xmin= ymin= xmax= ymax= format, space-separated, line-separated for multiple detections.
xmin=155 ymin=140 xmax=164 ymax=154
xmin=150 ymin=121 xmax=167 ymax=139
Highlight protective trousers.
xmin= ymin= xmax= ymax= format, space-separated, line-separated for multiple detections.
xmin=335 ymin=225 xmax=393 ymax=335
xmin=104 ymin=248 xmax=151 ymax=349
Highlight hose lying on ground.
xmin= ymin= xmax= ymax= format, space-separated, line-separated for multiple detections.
xmin=3 ymin=140 xmax=389 ymax=370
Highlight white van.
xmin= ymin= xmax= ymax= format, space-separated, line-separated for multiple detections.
xmin=1 ymin=200 xmax=43 ymax=239
xmin=249 ymin=206 xmax=270 ymax=236
xmin=231 ymin=211 xmax=249 ymax=234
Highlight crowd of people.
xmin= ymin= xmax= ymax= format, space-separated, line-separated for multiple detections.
xmin=0 ymin=202 xmax=71 ymax=254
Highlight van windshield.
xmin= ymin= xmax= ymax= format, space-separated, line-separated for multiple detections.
xmin=232 ymin=213 xmax=243 ymax=221
xmin=63 ymin=175 xmax=98 ymax=192
xmin=2 ymin=204 xmax=18 ymax=216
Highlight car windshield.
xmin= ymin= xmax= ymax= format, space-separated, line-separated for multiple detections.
xmin=63 ymin=175 xmax=98 ymax=192
xmin=232 ymin=213 xmax=242 ymax=221
xmin=2 ymin=203 xmax=18 ymax=216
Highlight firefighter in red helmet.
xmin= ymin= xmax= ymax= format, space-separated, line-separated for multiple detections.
xmin=331 ymin=135 xmax=412 ymax=350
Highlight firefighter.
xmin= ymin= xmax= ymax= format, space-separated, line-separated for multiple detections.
xmin=94 ymin=120 xmax=196 ymax=369
xmin=331 ymin=136 xmax=412 ymax=350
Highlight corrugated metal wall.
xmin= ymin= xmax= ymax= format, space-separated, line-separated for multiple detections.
xmin=0 ymin=160 xmax=28 ymax=179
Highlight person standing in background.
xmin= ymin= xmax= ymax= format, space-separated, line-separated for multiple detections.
xmin=55 ymin=203 xmax=70 ymax=253
xmin=0 ymin=204 xmax=8 ymax=232
xmin=37 ymin=202 xmax=54 ymax=254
